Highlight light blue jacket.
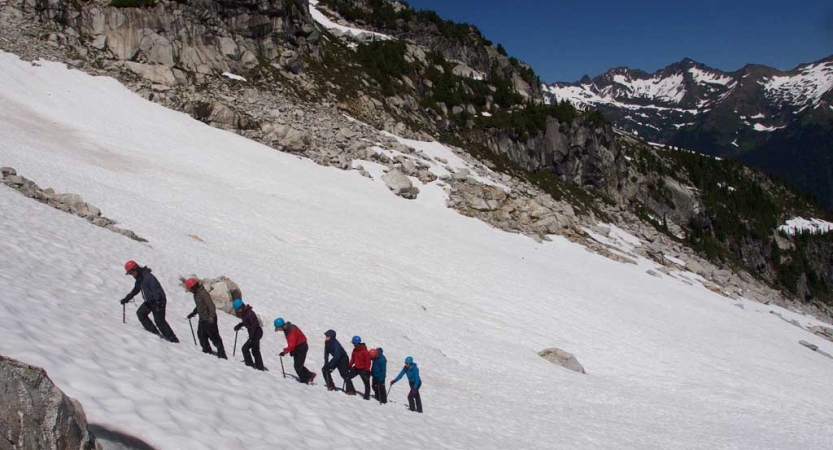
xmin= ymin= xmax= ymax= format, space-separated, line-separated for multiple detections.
xmin=393 ymin=363 xmax=421 ymax=389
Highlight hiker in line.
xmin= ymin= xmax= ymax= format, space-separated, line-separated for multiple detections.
xmin=275 ymin=317 xmax=316 ymax=384
xmin=370 ymin=348 xmax=387 ymax=404
xmin=119 ymin=260 xmax=179 ymax=343
xmin=232 ymin=299 xmax=265 ymax=371
xmin=322 ymin=330 xmax=355 ymax=394
xmin=391 ymin=356 xmax=422 ymax=413
xmin=347 ymin=336 xmax=372 ymax=400
xmin=185 ymin=278 xmax=227 ymax=359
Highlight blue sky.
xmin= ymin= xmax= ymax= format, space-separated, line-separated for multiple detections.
xmin=404 ymin=0 xmax=833 ymax=82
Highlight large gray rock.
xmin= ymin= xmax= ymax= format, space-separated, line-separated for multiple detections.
xmin=538 ymin=348 xmax=586 ymax=374
xmin=123 ymin=62 xmax=177 ymax=86
xmin=382 ymin=169 xmax=419 ymax=200
xmin=0 ymin=355 xmax=100 ymax=450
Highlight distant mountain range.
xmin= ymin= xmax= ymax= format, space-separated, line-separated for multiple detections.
xmin=544 ymin=56 xmax=833 ymax=209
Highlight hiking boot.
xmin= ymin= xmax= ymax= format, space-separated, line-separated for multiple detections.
xmin=327 ymin=385 xmax=336 ymax=391
xmin=307 ymin=373 xmax=317 ymax=385
xmin=345 ymin=390 xmax=357 ymax=396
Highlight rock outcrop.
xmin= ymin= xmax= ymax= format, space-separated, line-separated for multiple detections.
xmin=0 ymin=355 xmax=100 ymax=449
xmin=538 ymin=348 xmax=586 ymax=374
xmin=1 ymin=167 xmax=147 ymax=242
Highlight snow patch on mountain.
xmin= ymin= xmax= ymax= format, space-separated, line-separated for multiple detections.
xmin=763 ymin=61 xmax=833 ymax=108
xmin=689 ymin=67 xmax=732 ymax=86
xmin=309 ymin=0 xmax=392 ymax=40
xmin=612 ymin=73 xmax=686 ymax=104
xmin=752 ymin=123 xmax=784 ymax=132
xmin=778 ymin=217 xmax=833 ymax=235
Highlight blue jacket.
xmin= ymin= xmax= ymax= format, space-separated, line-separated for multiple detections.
xmin=323 ymin=330 xmax=346 ymax=368
xmin=371 ymin=348 xmax=387 ymax=381
xmin=121 ymin=267 xmax=166 ymax=305
xmin=393 ymin=363 xmax=420 ymax=389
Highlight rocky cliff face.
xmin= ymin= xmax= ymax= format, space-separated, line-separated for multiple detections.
xmin=22 ymin=0 xmax=320 ymax=77
xmin=0 ymin=355 xmax=100 ymax=449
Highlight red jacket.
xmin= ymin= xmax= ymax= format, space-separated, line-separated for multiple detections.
xmin=350 ymin=343 xmax=371 ymax=371
xmin=282 ymin=323 xmax=307 ymax=354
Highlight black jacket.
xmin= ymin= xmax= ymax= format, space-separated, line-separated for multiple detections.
xmin=121 ymin=267 xmax=166 ymax=306
xmin=323 ymin=329 xmax=347 ymax=369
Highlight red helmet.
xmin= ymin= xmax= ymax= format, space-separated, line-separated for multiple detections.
xmin=185 ymin=278 xmax=198 ymax=290
xmin=369 ymin=348 xmax=378 ymax=359
xmin=124 ymin=260 xmax=138 ymax=274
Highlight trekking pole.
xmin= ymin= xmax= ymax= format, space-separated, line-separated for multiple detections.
xmin=188 ymin=318 xmax=197 ymax=346
xmin=279 ymin=355 xmax=286 ymax=379
xmin=122 ymin=303 xmax=126 ymax=324
xmin=232 ymin=330 xmax=239 ymax=357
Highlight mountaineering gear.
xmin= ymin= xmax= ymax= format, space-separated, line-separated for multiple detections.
xmin=352 ymin=335 xmax=362 ymax=345
xmin=234 ymin=323 xmax=243 ymax=331
xmin=184 ymin=277 xmax=198 ymax=290
xmin=307 ymin=372 xmax=317 ymax=385
xmin=279 ymin=354 xmax=286 ymax=378
xmin=236 ymin=304 xmax=264 ymax=370
xmin=187 ymin=311 xmax=197 ymax=319
xmin=189 ymin=284 xmax=217 ymax=323
xmin=124 ymin=260 xmax=138 ymax=274
xmin=233 ymin=329 xmax=239 ymax=357
xmin=393 ymin=361 xmax=422 ymax=413
xmin=280 ymin=322 xmax=314 ymax=384
xmin=370 ymin=347 xmax=387 ymax=403
xmin=120 ymin=298 xmax=131 ymax=305
xmin=232 ymin=299 xmax=244 ymax=310
xmin=273 ymin=317 xmax=285 ymax=330
xmin=322 ymin=330 xmax=354 ymax=393
xmin=188 ymin=317 xmax=197 ymax=345
xmin=405 ymin=356 xmax=414 ymax=365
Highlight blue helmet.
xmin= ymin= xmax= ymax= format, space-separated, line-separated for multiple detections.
xmin=351 ymin=335 xmax=361 ymax=345
xmin=273 ymin=317 xmax=285 ymax=330
xmin=405 ymin=356 xmax=413 ymax=364
xmin=232 ymin=299 xmax=243 ymax=310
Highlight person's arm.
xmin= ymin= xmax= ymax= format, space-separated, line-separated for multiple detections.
xmin=392 ymin=366 xmax=406 ymax=384
xmin=120 ymin=279 xmax=141 ymax=303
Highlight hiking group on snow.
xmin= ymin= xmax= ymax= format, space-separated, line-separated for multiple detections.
xmin=119 ymin=260 xmax=424 ymax=413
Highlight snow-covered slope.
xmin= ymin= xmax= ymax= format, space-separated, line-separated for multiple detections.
xmin=2 ymin=52 xmax=833 ymax=450
xmin=309 ymin=0 xmax=391 ymax=40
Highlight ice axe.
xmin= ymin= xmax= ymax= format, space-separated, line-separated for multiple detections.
xmin=279 ymin=354 xmax=286 ymax=379
xmin=188 ymin=317 xmax=197 ymax=346
xmin=233 ymin=329 xmax=239 ymax=357
xmin=122 ymin=303 xmax=126 ymax=324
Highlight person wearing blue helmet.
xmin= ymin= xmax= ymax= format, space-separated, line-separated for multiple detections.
xmin=275 ymin=318 xmax=315 ymax=385
xmin=347 ymin=336 xmax=372 ymax=400
xmin=391 ymin=356 xmax=422 ymax=413
xmin=232 ymin=299 xmax=265 ymax=371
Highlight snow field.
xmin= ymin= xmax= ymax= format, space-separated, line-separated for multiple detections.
xmin=1 ymin=52 xmax=833 ymax=449
xmin=308 ymin=0 xmax=391 ymax=41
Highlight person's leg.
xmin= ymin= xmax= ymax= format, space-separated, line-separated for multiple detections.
xmin=293 ymin=343 xmax=311 ymax=383
xmin=252 ymin=329 xmax=264 ymax=370
xmin=380 ymin=379 xmax=387 ymax=404
xmin=361 ymin=372 xmax=371 ymax=399
xmin=242 ymin=339 xmax=254 ymax=367
xmin=136 ymin=302 xmax=160 ymax=335
xmin=414 ymin=388 xmax=422 ymax=413
xmin=152 ymin=302 xmax=178 ymax=342
xmin=407 ymin=389 xmax=416 ymax=411
xmin=197 ymin=321 xmax=212 ymax=353
xmin=208 ymin=321 xmax=226 ymax=358
xmin=322 ymin=365 xmax=335 ymax=389
xmin=338 ymin=360 xmax=355 ymax=393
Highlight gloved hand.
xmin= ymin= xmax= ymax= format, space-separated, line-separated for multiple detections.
xmin=279 ymin=351 xmax=286 ymax=357
xmin=120 ymin=298 xmax=130 ymax=305
xmin=187 ymin=312 xmax=197 ymax=319
xmin=390 ymin=380 xmax=396 ymax=387
xmin=234 ymin=323 xmax=243 ymax=331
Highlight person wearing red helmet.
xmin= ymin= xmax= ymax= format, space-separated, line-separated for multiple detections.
xmin=119 ymin=260 xmax=179 ymax=343
xmin=185 ymin=278 xmax=227 ymax=359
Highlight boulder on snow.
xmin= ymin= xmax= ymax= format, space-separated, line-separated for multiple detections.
xmin=538 ymin=348 xmax=586 ymax=374
xmin=382 ymin=169 xmax=419 ymax=199
xmin=0 ymin=355 xmax=99 ymax=449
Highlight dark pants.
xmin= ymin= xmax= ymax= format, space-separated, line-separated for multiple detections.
xmin=291 ymin=342 xmax=314 ymax=383
xmin=408 ymin=382 xmax=422 ymax=413
xmin=242 ymin=328 xmax=264 ymax=370
xmin=348 ymin=368 xmax=371 ymax=399
xmin=322 ymin=358 xmax=354 ymax=392
xmin=197 ymin=320 xmax=226 ymax=358
xmin=372 ymin=377 xmax=387 ymax=404
xmin=137 ymin=301 xmax=178 ymax=342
